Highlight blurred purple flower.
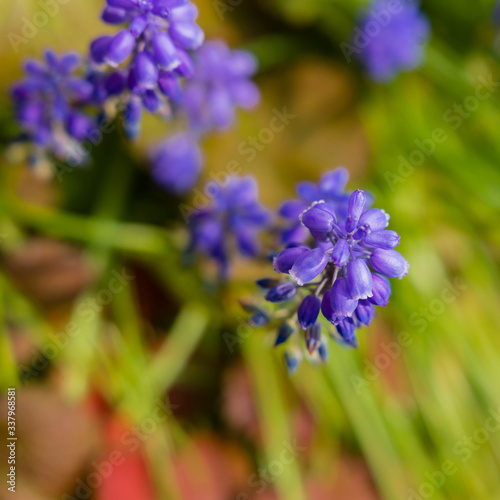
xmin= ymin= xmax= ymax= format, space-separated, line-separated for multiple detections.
xmin=151 ymin=132 xmax=202 ymax=194
xmin=11 ymin=50 xmax=95 ymax=165
xmin=182 ymin=40 xmax=261 ymax=134
xmin=279 ymin=167 xmax=351 ymax=244
xmin=188 ymin=175 xmax=270 ymax=277
xmin=356 ymin=0 xmax=430 ymax=82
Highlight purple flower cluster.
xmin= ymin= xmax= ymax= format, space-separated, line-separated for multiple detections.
xmin=182 ymin=40 xmax=261 ymax=134
xmin=357 ymin=0 xmax=430 ymax=82
xmin=188 ymin=176 xmax=270 ymax=278
xmin=11 ymin=50 xmax=95 ymax=165
xmin=150 ymin=40 xmax=261 ymax=193
xmin=9 ymin=0 xmax=261 ymax=196
xmin=151 ymin=131 xmax=202 ymax=194
xmin=278 ymin=167 xmax=351 ymax=244
xmin=256 ymin=169 xmax=408 ymax=372
xmin=90 ymin=0 xmax=205 ymax=138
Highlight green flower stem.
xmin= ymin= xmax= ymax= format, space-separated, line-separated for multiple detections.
xmin=324 ymin=349 xmax=408 ymax=500
xmin=148 ymin=303 xmax=210 ymax=399
xmin=2 ymin=195 xmax=174 ymax=258
xmin=243 ymin=332 xmax=307 ymax=500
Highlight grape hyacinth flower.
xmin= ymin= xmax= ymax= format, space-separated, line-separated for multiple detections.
xmin=90 ymin=0 xmax=205 ymax=137
xmin=278 ymin=167 xmax=351 ymax=244
xmin=188 ymin=175 xmax=270 ymax=278
xmin=353 ymin=0 xmax=430 ymax=82
xmin=182 ymin=40 xmax=261 ymax=134
xmin=253 ymin=169 xmax=408 ymax=373
xmin=151 ymin=131 xmax=202 ymax=194
xmin=11 ymin=50 xmax=95 ymax=166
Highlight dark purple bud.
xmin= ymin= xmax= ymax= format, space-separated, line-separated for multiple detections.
xmin=265 ymin=282 xmax=297 ymax=303
xmin=363 ymin=230 xmax=400 ymax=250
xmin=152 ymin=32 xmax=181 ymax=70
xmin=321 ymin=289 xmax=338 ymax=323
xmin=158 ymin=72 xmax=182 ymax=101
xmin=107 ymin=0 xmax=135 ymax=9
xmin=256 ymin=278 xmax=281 ymax=289
xmin=355 ymin=300 xmax=375 ymax=326
xmin=65 ymin=112 xmax=94 ymax=140
xmin=152 ymin=5 xmax=170 ymax=19
xmin=298 ymin=295 xmax=321 ymax=330
xmin=330 ymin=277 xmax=358 ymax=318
xmin=105 ymin=30 xmax=135 ymax=67
xmin=279 ymin=200 xmax=306 ymax=220
xmin=273 ymin=246 xmax=308 ymax=274
xmin=248 ymin=309 xmax=270 ymax=327
xmin=300 ymin=203 xmax=336 ymax=233
xmin=336 ymin=318 xmax=357 ymax=347
xmin=169 ymin=22 xmax=204 ymax=50
xmin=346 ymin=190 xmax=366 ymax=233
xmin=347 ymin=259 xmax=373 ymax=300
xmin=134 ymin=52 xmax=158 ymax=89
xmin=105 ymin=71 xmax=126 ymax=95
xmin=174 ymin=49 xmax=195 ymax=78
xmin=318 ymin=338 xmax=329 ymax=362
xmin=90 ymin=36 xmax=113 ymax=64
xmin=130 ymin=14 xmax=148 ymax=37
xmin=141 ymin=90 xmax=160 ymax=112
xmin=275 ymin=322 xmax=294 ymax=346
xmin=65 ymin=78 xmax=93 ymax=100
xmin=18 ymin=101 xmax=43 ymax=125
xmin=306 ymin=322 xmax=321 ymax=353
xmin=352 ymin=224 xmax=371 ymax=241
xmin=369 ymin=249 xmax=409 ymax=279
xmin=331 ymin=238 xmax=350 ymax=267
xmin=289 ymin=248 xmax=329 ymax=286
xmin=368 ymin=274 xmax=392 ymax=306
xmin=102 ymin=6 xmax=128 ymax=24
xmin=123 ymin=97 xmax=142 ymax=139
xmin=359 ymin=208 xmax=389 ymax=232
xmin=284 ymin=349 xmax=301 ymax=374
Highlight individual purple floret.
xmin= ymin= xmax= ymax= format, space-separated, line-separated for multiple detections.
xmin=11 ymin=50 xmax=95 ymax=166
xmin=279 ymin=167 xmax=351 ymax=244
xmin=253 ymin=169 xmax=409 ymax=373
xmin=354 ymin=0 xmax=430 ymax=82
xmin=188 ymin=175 xmax=270 ymax=278
xmin=182 ymin=40 xmax=261 ymax=134
xmin=151 ymin=131 xmax=202 ymax=194
xmin=90 ymin=0 xmax=205 ymax=137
